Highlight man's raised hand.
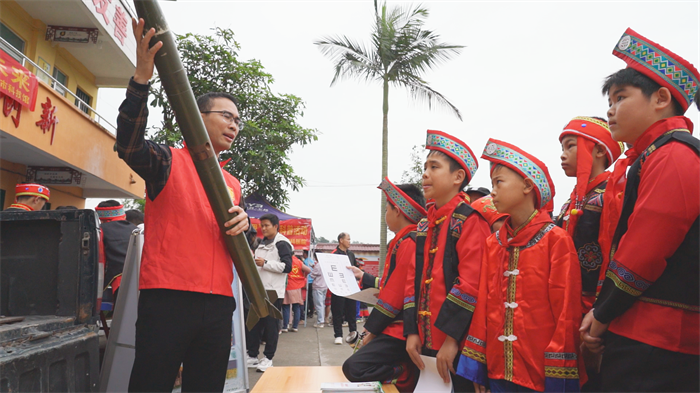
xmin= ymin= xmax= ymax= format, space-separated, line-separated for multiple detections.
xmin=131 ymin=18 xmax=163 ymax=85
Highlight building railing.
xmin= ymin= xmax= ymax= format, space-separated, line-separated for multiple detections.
xmin=0 ymin=37 xmax=118 ymax=135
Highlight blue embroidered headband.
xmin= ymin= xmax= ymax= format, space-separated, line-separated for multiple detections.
xmin=426 ymin=130 xmax=478 ymax=183
xmin=482 ymin=138 xmax=555 ymax=210
xmin=613 ymin=28 xmax=699 ymax=112
xmin=378 ymin=177 xmax=427 ymax=224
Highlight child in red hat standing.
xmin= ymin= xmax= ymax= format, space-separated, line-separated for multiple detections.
xmin=555 ymin=117 xmax=624 ymax=391
xmin=403 ymin=130 xmax=491 ymax=392
xmin=581 ymin=28 xmax=700 ymax=392
xmin=457 ymin=139 xmax=586 ymax=393
xmin=556 ymin=117 xmax=625 ymax=314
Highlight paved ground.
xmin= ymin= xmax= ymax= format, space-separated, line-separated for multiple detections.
xmin=246 ymin=319 xmax=364 ymax=389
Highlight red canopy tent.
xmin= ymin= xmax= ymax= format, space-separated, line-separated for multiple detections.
xmin=244 ymin=193 xmax=314 ymax=250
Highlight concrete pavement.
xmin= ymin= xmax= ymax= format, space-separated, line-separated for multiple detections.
xmin=246 ymin=320 xmax=364 ymax=389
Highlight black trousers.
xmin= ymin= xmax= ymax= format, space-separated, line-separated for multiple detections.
xmin=306 ymin=284 xmax=315 ymax=317
xmin=601 ymin=331 xmax=700 ymax=392
xmin=331 ymin=293 xmax=357 ymax=338
xmin=246 ymin=298 xmax=283 ymax=360
xmin=128 ymin=289 xmax=236 ymax=393
xmin=343 ymin=334 xmax=411 ymax=382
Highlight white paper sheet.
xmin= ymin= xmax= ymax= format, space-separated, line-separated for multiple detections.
xmin=414 ymin=355 xmax=453 ymax=393
xmin=346 ymin=287 xmax=380 ymax=305
xmin=317 ymin=253 xmax=362 ymax=297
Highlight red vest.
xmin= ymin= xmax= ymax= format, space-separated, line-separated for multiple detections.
xmin=140 ymin=148 xmax=241 ymax=297
xmin=286 ymin=256 xmax=307 ymax=290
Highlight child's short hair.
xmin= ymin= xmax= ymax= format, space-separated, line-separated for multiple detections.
xmin=427 ymin=150 xmax=470 ymax=190
xmin=602 ymin=68 xmax=684 ymax=116
xmin=392 ymin=183 xmax=426 ymax=211
xmin=260 ymin=213 xmax=280 ymax=227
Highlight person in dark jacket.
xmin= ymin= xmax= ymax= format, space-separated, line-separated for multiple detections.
xmin=96 ymin=200 xmax=137 ymax=305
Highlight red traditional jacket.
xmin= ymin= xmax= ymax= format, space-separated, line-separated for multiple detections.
xmin=457 ymin=211 xmax=586 ymax=392
xmin=555 ymin=172 xmax=610 ymax=314
xmin=594 ymin=116 xmax=699 ymax=355
xmin=363 ymin=225 xmax=417 ymax=340
xmin=403 ymin=192 xmax=490 ymax=353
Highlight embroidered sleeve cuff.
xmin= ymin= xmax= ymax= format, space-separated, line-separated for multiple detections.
xmin=361 ymin=273 xmax=378 ymax=289
xmin=593 ymin=275 xmax=640 ymax=324
xmin=456 ymin=351 xmax=488 ymax=386
xmin=403 ymin=304 xmax=418 ymax=336
xmin=434 ymin=288 xmax=476 ymax=341
xmin=544 ymin=375 xmax=580 ymax=392
xmin=364 ymin=306 xmax=401 ymax=335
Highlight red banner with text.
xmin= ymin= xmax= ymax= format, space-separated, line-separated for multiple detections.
xmin=0 ymin=50 xmax=38 ymax=111
xmin=250 ymin=218 xmax=312 ymax=250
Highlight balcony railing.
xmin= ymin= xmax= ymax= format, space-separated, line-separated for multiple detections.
xmin=0 ymin=37 xmax=118 ymax=134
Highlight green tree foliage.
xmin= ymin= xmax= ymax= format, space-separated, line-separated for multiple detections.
xmin=121 ymin=198 xmax=145 ymax=212
xmin=148 ymin=28 xmax=318 ymax=208
xmin=317 ymin=236 xmax=331 ymax=243
xmin=315 ymin=1 xmax=463 ymax=266
xmin=400 ymin=144 xmax=425 ymax=188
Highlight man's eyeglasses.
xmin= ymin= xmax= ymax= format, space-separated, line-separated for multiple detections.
xmin=202 ymin=110 xmax=244 ymax=130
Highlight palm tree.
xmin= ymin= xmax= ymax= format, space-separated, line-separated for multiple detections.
xmin=315 ymin=1 xmax=464 ymax=271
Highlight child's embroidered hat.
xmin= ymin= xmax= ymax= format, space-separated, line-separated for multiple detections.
xmin=471 ymin=195 xmax=507 ymax=226
xmin=15 ymin=183 xmax=50 ymax=201
xmin=96 ymin=204 xmax=126 ymax=222
xmin=378 ymin=177 xmax=427 ymax=224
xmin=559 ymin=117 xmax=623 ymax=233
xmin=560 ymin=117 xmax=624 ymax=166
xmin=482 ymin=138 xmax=555 ymax=211
xmin=613 ymin=28 xmax=699 ymax=112
xmin=426 ymin=130 xmax=478 ymax=183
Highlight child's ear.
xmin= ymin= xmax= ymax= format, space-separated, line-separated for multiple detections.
xmin=654 ymin=87 xmax=674 ymax=112
xmin=523 ymin=178 xmax=535 ymax=195
xmin=594 ymin=144 xmax=607 ymax=159
xmin=453 ymin=168 xmax=466 ymax=186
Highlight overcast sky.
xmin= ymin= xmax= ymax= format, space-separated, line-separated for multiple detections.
xmin=94 ymin=0 xmax=700 ymax=244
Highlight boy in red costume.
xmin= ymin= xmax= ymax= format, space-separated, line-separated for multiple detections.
xmin=555 ymin=117 xmax=624 ymax=391
xmin=555 ymin=117 xmax=624 ymax=314
xmin=457 ymin=139 xmax=586 ymax=392
xmin=404 ymin=130 xmax=491 ymax=392
xmin=6 ymin=183 xmax=50 ymax=211
xmin=580 ymin=28 xmax=699 ymax=392
xmin=343 ymin=178 xmax=426 ymax=392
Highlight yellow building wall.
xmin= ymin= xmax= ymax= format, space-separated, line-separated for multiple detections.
xmin=0 ymin=1 xmax=141 ymax=205
xmin=0 ymin=83 xmax=145 ymax=200
xmin=0 ymin=1 xmax=98 ymax=111
xmin=1 ymin=159 xmax=87 ymax=209
xmin=0 ymin=159 xmax=26 ymax=209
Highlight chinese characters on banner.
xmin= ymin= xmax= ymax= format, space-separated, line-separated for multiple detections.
xmin=0 ymin=50 xmax=39 ymax=112
xmin=90 ymin=0 xmax=128 ymax=46
xmin=35 ymin=97 xmax=59 ymax=145
xmin=93 ymin=0 xmax=111 ymax=25
xmin=250 ymin=218 xmax=313 ymax=250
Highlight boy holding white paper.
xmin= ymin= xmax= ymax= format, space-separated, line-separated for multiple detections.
xmin=343 ymin=179 xmax=426 ymax=392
